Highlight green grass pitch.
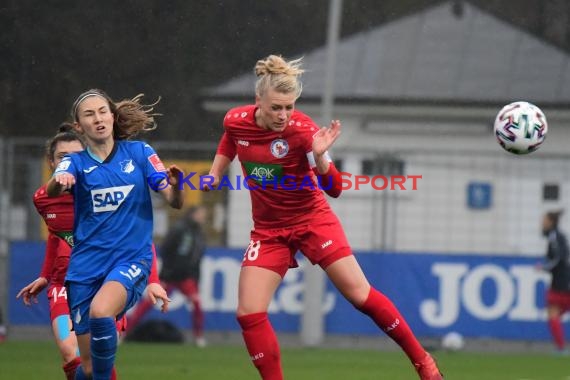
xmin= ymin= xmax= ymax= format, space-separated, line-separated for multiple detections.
xmin=1 ymin=341 xmax=569 ymax=379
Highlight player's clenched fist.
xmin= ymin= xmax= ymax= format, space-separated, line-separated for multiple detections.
xmin=53 ymin=172 xmax=76 ymax=191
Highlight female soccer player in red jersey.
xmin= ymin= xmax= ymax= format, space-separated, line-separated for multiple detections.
xmin=538 ymin=210 xmax=570 ymax=354
xmin=17 ymin=124 xmax=167 ymax=379
xmin=205 ymin=55 xmax=443 ymax=380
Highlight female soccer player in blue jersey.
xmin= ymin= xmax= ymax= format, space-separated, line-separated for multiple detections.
xmin=47 ymin=89 xmax=184 ymax=379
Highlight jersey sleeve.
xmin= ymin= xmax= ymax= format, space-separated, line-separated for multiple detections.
xmin=312 ymin=163 xmax=342 ymax=198
xmin=148 ymin=243 xmax=160 ymax=284
xmin=141 ymin=143 xmax=167 ymax=176
xmin=140 ymin=142 xmax=168 ymax=191
xmin=216 ymin=131 xmax=237 ymax=160
xmin=53 ymin=155 xmax=77 ymax=177
xmin=32 ymin=187 xmax=45 ymax=217
xmin=39 ymin=233 xmax=59 ymax=281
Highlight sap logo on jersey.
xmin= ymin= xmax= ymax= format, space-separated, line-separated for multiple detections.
xmin=91 ymin=185 xmax=134 ymax=212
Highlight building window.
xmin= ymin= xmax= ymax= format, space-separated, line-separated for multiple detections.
xmin=362 ymin=156 xmax=405 ymax=176
xmin=333 ymin=159 xmax=343 ymax=172
xmin=543 ymin=183 xmax=559 ymax=201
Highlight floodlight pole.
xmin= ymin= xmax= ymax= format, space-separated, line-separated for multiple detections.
xmin=301 ymin=0 xmax=342 ymax=347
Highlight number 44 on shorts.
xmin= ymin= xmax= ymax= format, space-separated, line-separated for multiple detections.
xmin=244 ymin=240 xmax=261 ymax=262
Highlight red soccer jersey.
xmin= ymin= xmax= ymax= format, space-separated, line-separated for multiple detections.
xmin=218 ymin=105 xmax=336 ymax=229
xmin=33 ymin=184 xmax=74 ymax=235
xmin=33 ymin=184 xmax=74 ymax=285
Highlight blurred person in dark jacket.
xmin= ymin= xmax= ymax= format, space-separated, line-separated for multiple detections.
xmin=538 ymin=210 xmax=570 ymax=354
xmin=0 ymin=307 xmax=5 ymax=343
xmin=128 ymin=205 xmax=208 ymax=347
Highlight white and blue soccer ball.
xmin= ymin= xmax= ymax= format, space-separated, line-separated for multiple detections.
xmin=441 ymin=331 xmax=465 ymax=351
xmin=493 ymin=101 xmax=548 ymax=155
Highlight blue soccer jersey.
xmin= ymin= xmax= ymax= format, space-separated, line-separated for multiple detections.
xmin=54 ymin=140 xmax=166 ymax=283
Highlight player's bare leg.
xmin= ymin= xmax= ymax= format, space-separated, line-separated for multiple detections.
xmin=51 ymin=315 xmax=80 ymax=379
xmin=75 ymin=333 xmax=91 ymax=379
xmin=237 ymin=266 xmax=283 ymax=380
xmin=325 ymin=255 xmax=443 ymax=379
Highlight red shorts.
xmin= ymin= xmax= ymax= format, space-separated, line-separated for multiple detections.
xmin=243 ymin=217 xmax=352 ymax=277
xmin=47 ymin=284 xmax=70 ymax=321
xmin=547 ymin=289 xmax=570 ymax=313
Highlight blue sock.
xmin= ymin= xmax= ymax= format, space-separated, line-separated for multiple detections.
xmin=75 ymin=364 xmax=91 ymax=380
xmin=89 ymin=317 xmax=117 ymax=380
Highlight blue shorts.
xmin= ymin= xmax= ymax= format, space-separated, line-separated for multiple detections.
xmin=67 ymin=261 xmax=150 ymax=335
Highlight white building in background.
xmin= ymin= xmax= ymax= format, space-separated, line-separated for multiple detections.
xmin=203 ymin=1 xmax=570 ymax=256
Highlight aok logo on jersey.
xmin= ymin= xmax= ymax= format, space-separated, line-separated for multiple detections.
xmin=91 ymin=185 xmax=134 ymax=212
xmin=242 ymin=162 xmax=283 ymax=184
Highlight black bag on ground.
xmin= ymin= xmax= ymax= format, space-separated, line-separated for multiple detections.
xmin=125 ymin=319 xmax=184 ymax=343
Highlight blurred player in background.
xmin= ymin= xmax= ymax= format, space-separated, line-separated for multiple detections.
xmin=538 ymin=209 xmax=570 ymax=354
xmin=0 ymin=306 xmax=6 ymax=343
xmin=205 ymin=55 xmax=443 ymax=380
xmin=128 ymin=205 xmax=208 ymax=347
xmin=47 ymin=89 xmax=182 ymax=379
xmin=17 ymin=124 xmax=165 ymax=379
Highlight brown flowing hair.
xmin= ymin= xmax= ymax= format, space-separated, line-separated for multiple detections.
xmin=71 ymin=89 xmax=160 ymax=140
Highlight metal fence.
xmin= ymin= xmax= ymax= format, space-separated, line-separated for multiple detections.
xmin=1 ymin=137 xmax=569 ymax=330
xmin=0 ymin=137 xmax=220 ymax=326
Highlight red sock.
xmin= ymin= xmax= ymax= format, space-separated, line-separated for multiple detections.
xmin=358 ymin=287 xmax=426 ymax=364
xmin=127 ymin=298 xmax=155 ymax=331
xmin=237 ymin=312 xmax=283 ymax=380
xmin=111 ymin=366 xmax=117 ymax=380
xmin=548 ymin=317 xmax=565 ymax=350
xmin=62 ymin=357 xmax=81 ymax=380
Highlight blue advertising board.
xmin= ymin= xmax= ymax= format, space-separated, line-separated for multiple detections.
xmin=9 ymin=242 xmax=552 ymax=340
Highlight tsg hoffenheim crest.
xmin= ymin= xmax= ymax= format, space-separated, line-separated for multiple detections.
xmin=120 ymin=159 xmax=135 ymax=174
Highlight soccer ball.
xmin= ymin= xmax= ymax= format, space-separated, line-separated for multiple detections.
xmin=441 ymin=331 xmax=465 ymax=351
xmin=493 ymin=101 xmax=548 ymax=155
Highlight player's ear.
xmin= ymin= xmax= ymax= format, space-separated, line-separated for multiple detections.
xmin=255 ymin=94 xmax=261 ymax=106
xmin=73 ymin=122 xmax=83 ymax=134
xmin=48 ymin=158 xmax=56 ymax=171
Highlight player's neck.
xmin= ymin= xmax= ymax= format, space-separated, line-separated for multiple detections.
xmin=254 ymin=108 xmax=269 ymax=130
xmin=87 ymin=140 xmax=115 ymax=162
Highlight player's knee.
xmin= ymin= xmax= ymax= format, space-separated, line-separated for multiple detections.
xmin=237 ymin=312 xmax=268 ymax=330
xmin=237 ymin=304 xmax=268 ymax=317
xmin=236 ymin=306 xmax=250 ymax=317
xmin=340 ymin=283 xmax=371 ymax=308
xmin=89 ymin=304 xmax=114 ymax=319
xmin=59 ymin=341 xmax=79 ymax=363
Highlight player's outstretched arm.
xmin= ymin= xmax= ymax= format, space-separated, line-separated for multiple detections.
xmin=202 ymin=154 xmax=232 ymax=191
xmin=46 ymin=173 xmax=76 ymax=197
xmin=145 ymin=283 xmax=171 ymax=313
xmin=158 ymin=165 xmax=184 ymax=209
xmin=16 ymin=277 xmax=48 ymax=306
xmin=312 ymin=120 xmax=343 ymax=198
